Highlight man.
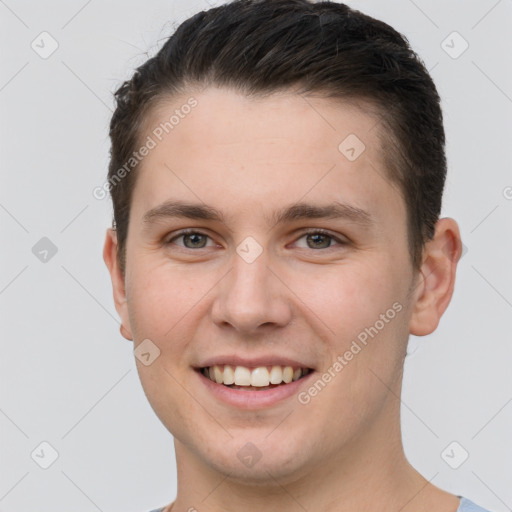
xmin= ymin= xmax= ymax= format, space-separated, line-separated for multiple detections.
xmin=103 ymin=1 xmax=492 ymax=511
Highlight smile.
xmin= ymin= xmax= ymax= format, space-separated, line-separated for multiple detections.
xmin=201 ymin=364 xmax=312 ymax=390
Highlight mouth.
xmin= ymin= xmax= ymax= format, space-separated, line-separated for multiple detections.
xmin=197 ymin=364 xmax=313 ymax=391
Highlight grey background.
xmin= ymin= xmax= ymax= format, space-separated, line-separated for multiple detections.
xmin=0 ymin=0 xmax=511 ymax=510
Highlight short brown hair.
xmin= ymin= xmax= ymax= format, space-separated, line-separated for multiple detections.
xmin=108 ymin=0 xmax=446 ymax=274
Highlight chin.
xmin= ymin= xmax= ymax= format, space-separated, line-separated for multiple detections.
xmin=197 ymin=430 xmax=317 ymax=485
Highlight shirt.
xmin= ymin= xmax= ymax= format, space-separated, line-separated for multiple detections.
xmin=148 ymin=496 xmax=493 ymax=512
xmin=458 ymin=497 xmax=493 ymax=512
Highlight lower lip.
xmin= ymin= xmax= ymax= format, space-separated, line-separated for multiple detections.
xmin=196 ymin=369 xmax=315 ymax=409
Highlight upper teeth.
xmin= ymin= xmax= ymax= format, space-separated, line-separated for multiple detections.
xmin=203 ymin=365 xmax=309 ymax=387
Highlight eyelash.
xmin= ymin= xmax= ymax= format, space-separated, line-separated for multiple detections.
xmin=165 ymin=228 xmax=346 ymax=251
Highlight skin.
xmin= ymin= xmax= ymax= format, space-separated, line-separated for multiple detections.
xmin=104 ymin=87 xmax=463 ymax=512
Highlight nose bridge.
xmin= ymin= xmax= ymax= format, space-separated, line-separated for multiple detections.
xmin=212 ymin=243 xmax=292 ymax=332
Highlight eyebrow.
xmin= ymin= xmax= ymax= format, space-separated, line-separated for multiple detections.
xmin=142 ymin=199 xmax=374 ymax=229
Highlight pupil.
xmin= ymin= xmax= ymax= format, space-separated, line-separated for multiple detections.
xmin=309 ymin=234 xmax=329 ymax=249
xmin=186 ymin=233 xmax=206 ymax=248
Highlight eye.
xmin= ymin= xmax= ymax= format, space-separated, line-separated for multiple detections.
xmin=166 ymin=229 xmax=216 ymax=249
xmin=293 ymin=229 xmax=345 ymax=250
xmin=165 ymin=228 xmax=346 ymax=251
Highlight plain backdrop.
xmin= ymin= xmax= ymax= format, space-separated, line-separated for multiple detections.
xmin=0 ymin=0 xmax=511 ymax=511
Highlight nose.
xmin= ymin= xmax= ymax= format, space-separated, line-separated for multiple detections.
xmin=211 ymin=247 xmax=293 ymax=334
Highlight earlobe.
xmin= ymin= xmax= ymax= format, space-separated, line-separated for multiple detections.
xmin=409 ymin=218 xmax=462 ymax=337
xmin=103 ymin=228 xmax=134 ymax=341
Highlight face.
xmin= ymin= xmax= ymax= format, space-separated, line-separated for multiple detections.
xmin=106 ymin=87 xmax=423 ymax=484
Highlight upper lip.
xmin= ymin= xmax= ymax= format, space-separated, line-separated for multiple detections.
xmin=196 ymin=356 xmax=315 ymax=370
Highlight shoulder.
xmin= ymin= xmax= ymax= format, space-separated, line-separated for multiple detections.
xmin=457 ymin=497 xmax=494 ymax=512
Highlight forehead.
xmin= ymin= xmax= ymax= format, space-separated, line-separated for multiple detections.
xmin=145 ymin=87 xmax=382 ymax=156
xmin=131 ymin=87 xmax=402 ymax=228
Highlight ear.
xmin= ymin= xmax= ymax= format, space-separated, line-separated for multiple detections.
xmin=409 ymin=218 xmax=462 ymax=336
xmin=103 ymin=228 xmax=133 ymax=341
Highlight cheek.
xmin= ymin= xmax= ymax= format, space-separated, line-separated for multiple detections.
xmin=294 ymin=260 xmax=402 ymax=338
xmin=125 ymin=259 xmax=226 ymax=385
xmin=302 ymin=260 xmax=409 ymax=390
xmin=126 ymin=258 xmax=205 ymax=339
